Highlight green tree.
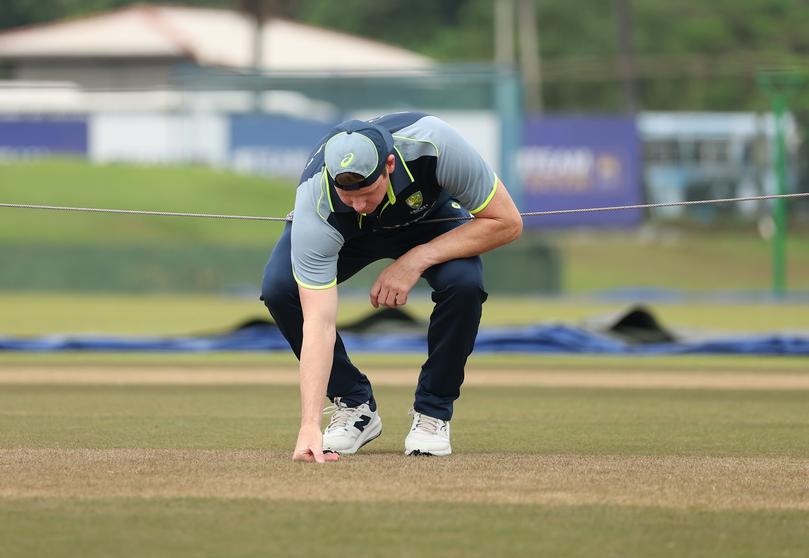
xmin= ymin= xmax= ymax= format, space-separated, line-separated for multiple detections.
xmin=2 ymin=0 xmax=808 ymax=112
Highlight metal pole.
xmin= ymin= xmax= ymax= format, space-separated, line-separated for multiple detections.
xmin=495 ymin=66 xmax=523 ymax=210
xmin=517 ymin=0 xmax=543 ymax=112
xmin=771 ymin=94 xmax=788 ymax=296
xmin=494 ymin=0 xmax=516 ymax=66
xmin=757 ymin=70 xmax=806 ymax=298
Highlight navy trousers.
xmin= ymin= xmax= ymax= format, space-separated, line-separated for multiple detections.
xmin=260 ymin=203 xmax=487 ymax=421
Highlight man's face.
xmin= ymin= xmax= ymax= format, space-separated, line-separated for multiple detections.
xmin=334 ymin=174 xmax=389 ymax=214
xmin=333 ymin=154 xmax=395 ymax=214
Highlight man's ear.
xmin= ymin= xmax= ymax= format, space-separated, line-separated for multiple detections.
xmin=386 ymin=153 xmax=396 ymax=173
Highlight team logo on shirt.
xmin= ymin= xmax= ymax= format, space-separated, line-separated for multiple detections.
xmin=405 ymin=191 xmax=423 ymax=210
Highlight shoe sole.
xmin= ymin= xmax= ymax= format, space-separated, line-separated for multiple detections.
xmin=324 ymin=415 xmax=382 ymax=456
xmin=405 ymin=447 xmax=451 ymax=457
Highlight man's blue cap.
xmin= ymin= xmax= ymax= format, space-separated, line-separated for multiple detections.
xmin=324 ymin=120 xmax=394 ymax=190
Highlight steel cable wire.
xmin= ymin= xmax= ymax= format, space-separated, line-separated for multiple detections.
xmin=1 ymin=192 xmax=808 ymax=224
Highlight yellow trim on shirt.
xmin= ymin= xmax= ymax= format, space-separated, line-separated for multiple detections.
xmin=293 ymin=271 xmax=337 ymax=290
xmin=324 ymin=171 xmax=334 ymax=212
xmin=315 ymin=172 xmax=333 ymax=222
xmin=386 ymin=179 xmax=396 ymax=205
xmin=470 ymin=176 xmax=499 ymax=214
xmin=393 ymin=145 xmax=414 ymax=182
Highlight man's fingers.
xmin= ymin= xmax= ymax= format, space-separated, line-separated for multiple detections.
xmin=314 ymin=450 xmax=340 ymax=462
xmin=370 ymin=281 xmax=381 ymax=308
xmin=292 ymin=449 xmax=315 ymax=462
xmin=293 ymin=447 xmax=339 ymax=463
xmin=372 ymin=283 xmax=410 ymax=308
xmin=397 ymin=292 xmax=408 ymax=306
xmin=374 ymin=286 xmax=391 ymax=308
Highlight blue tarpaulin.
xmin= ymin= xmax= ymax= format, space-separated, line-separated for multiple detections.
xmin=1 ymin=322 xmax=808 ymax=355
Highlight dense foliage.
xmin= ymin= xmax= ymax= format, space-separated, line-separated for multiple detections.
xmin=2 ymin=0 xmax=808 ymax=111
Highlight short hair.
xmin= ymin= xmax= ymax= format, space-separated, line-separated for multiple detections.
xmin=335 ymin=172 xmax=365 ymax=187
xmin=336 ymin=168 xmax=387 ymax=188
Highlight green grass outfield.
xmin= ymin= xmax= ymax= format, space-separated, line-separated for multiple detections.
xmin=1 ymin=359 xmax=808 ymax=558
xmin=0 ymin=159 xmax=293 ymax=247
xmin=2 ymin=498 xmax=807 ymax=558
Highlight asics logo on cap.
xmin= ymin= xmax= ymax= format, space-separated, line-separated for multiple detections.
xmin=340 ymin=153 xmax=354 ymax=167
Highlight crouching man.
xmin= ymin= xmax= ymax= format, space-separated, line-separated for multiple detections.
xmin=261 ymin=112 xmax=522 ymax=462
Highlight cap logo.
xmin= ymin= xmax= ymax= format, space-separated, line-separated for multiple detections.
xmin=340 ymin=153 xmax=354 ymax=168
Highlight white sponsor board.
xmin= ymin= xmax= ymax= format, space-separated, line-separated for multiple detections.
xmin=89 ymin=113 xmax=228 ymax=166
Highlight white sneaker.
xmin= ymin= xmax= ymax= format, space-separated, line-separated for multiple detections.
xmin=404 ymin=408 xmax=451 ymax=456
xmin=322 ymin=397 xmax=382 ymax=455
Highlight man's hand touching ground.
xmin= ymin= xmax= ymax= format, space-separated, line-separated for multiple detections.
xmin=293 ymin=423 xmax=339 ymax=463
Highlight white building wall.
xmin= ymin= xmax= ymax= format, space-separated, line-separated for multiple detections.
xmin=89 ymin=112 xmax=228 ymax=166
xmin=16 ymin=61 xmax=176 ymax=91
xmin=439 ymin=111 xmax=501 ymax=176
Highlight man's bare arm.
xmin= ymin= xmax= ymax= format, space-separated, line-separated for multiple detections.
xmin=293 ymin=285 xmax=340 ymax=462
xmin=370 ymin=181 xmax=523 ymax=307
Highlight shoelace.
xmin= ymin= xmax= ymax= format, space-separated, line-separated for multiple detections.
xmin=323 ymin=398 xmax=363 ymax=433
xmin=409 ymin=408 xmax=446 ymax=434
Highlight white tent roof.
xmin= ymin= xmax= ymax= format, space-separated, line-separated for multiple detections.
xmin=0 ymin=4 xmax=433 ymax=70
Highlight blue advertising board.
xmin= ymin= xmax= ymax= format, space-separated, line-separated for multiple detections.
xmin=229 ymin=114 xmax=334 ymax=181
xmin=519 ymin=116 xmax=643 ymax=227
xmin=0 ymin=115 xmax=87 ymax=159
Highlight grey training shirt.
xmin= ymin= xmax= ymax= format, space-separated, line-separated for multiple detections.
xmin=291 ymin=114 xmax=498 ymax=289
